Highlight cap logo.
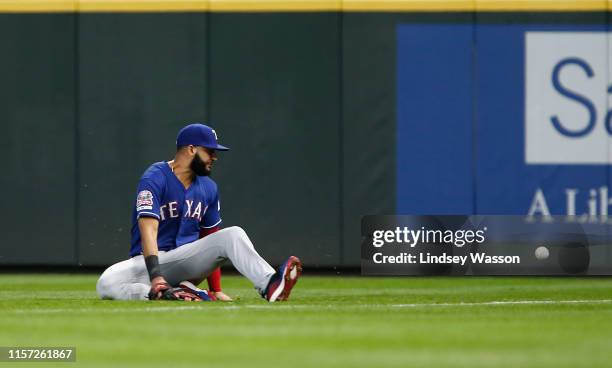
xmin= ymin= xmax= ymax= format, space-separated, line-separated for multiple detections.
xmin=211 ymin=129 xmax=218 ymax=141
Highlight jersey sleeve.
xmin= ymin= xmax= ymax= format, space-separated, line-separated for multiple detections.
xmin=201 ymin=185 xmax=222 ymax=229
xmin=134 ymin=174 xmax=163 ymax=220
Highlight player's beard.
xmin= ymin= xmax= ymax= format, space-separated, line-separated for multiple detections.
xmin=190 ymin=153 xmax=211 ymax=176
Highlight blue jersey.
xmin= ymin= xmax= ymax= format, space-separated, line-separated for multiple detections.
xmin=129 ymin=162 xmax=222 ymax=257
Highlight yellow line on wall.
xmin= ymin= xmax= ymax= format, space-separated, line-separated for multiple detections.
xmin=79 ymin=1 xmax=209 ymax=12
xmin=0 ymin=0 xmax=609 ymax=13
xmin=344 ymin=0 xmax=474 ymax=12
xmin=475 ymin=1 xmax=608 ymax=11
xmin=0 ymin=1 xmax=76 ymax=12
xmin=209 ymin=0 xmax=341 ymax=11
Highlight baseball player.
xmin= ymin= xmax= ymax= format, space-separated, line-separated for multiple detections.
xmin=96 ymin=123 xmax=302 ymax=302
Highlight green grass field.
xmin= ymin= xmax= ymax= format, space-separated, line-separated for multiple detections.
xmin=1 ymin=274 xmax=612 ymax=367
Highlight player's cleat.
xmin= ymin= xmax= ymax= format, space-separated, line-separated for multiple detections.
xmin=263 ymin=256 xmax=302 ymax=302
xmin=178 ymin=281 xmax=215 ymax=301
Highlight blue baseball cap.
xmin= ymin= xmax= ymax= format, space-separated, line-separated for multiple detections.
xmin=176 ymin=123 xmax=230 ymax=151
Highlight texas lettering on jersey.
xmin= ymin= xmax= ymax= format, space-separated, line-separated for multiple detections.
xmin=129 ymin=162 xmax=222 ymax=257
xmin=159 ymin=200 xmax=208 ymax=221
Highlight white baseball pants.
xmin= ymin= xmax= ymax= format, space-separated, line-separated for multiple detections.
xmin=96 ymin=226 xmax=276 ymax=300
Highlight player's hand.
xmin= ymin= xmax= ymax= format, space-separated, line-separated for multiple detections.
xmin=148 ymin=276 xmax=171 ymax=300
xmin=211 ymin=291 xmax=233 ymax=301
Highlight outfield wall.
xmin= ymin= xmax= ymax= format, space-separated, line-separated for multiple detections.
xmin=1 ymin=1 xmax=610 ymax=267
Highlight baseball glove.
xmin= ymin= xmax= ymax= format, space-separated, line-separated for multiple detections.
xmin=160 ymin=287 xmax=203 ymax=301
xmin=148 ymin=280 xmax=203 ymax=301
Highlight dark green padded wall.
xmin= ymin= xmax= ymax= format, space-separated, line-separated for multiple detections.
xmin=0 ymin=14 xmax=76 ymax=264
xmin=0 ymin=12 xmax=488 ymax=267
xmin=342 ymin=13 xmax=396 ymax=265
xmin=77 ymin=14 xmax=208 ymax=265
xmin=209 ymin=13 xmax=341 ymax=266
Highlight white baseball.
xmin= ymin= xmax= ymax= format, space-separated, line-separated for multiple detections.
xmin=535 ymin=246 xmax=550 ymax=260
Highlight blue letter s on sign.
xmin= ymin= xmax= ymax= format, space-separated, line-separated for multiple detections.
xmin=550 ymin=57 xmax=597 ymax=138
